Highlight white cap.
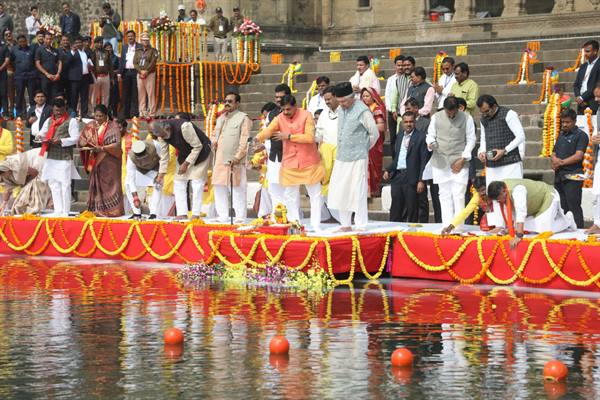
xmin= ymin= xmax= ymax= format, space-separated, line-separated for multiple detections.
xmin=177 ymin=4 xmax=185 ymax=11
xmin=132 ymin=140 xmax=147 ymax=155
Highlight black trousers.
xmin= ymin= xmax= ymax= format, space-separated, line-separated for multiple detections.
xmin=418 ymin=180 xmax=441 ymax=223
xmin=555 ymin=178 xmax=584 ymax=228
xmin=69 ymin=78 xmax=90 ymax=117
xmin=120 ymin=69 xmax=139 ymax=118
xmin=387 ymin=111 xmax=397 ymax=158
xmin=0 ymin=72 xmax=7 ymax=116
xmin=15 ymin=77 xmax=36 ymax=117
xmin=40 ymin=76 xmax=58 ymax=101
xmin=389 ymin=170 xmax=419 ymax=223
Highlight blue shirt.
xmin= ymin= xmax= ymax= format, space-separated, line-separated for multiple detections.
xmin=396 ymin=130 xmax=413 ymax=170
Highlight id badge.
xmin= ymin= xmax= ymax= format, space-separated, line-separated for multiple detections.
xmin=98 ymin=59 xmax=104 ymax=67
xmin=140 ymin=58 xmax=145 ymax=66
xmin=218 ymin=25 xmax=224 ymax=32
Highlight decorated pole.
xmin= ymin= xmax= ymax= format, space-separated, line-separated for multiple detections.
xmin=190 ymin=63 xmax=195 ymax=115
xmin=131 ymin=116 xmax=140 ymax=141
xmin=15 ymin=117 xmax=24 ymax=153
xmin=583 ymin=108 xmax=595 ymax=188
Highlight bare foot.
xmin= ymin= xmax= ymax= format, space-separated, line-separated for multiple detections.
xmin=335 ymin=226 xmax=353 ymax=233
xmin=585 ymin=224 xmax=600 ymax=235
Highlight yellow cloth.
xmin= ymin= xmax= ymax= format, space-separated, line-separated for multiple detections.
xmin=451 ymin=191 xmax=480 ymax=227
xmin=280 ymin=164 xmax=325 ymax=186
xmin=319 ymin=143 xmax=337 ymax=196
xmin=163 ymin=146 xmax=177 ymax=196
xmin=0 ymin=128 xmax=14 ymax=194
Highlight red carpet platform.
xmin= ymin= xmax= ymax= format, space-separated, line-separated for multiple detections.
xmin=0 ymin=216 xmax=598 ymax=291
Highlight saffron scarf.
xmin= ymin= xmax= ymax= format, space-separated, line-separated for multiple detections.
xmin=499 ymin=184 xmax=516 ymax=237
xmin=39 ymin=113 xmax=68 ymax=156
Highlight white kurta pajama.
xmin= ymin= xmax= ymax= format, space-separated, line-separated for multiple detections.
xmin=349 ymin=68 xmax=381 ymax=94
xmin=328 ymin=107 xmax=379 ymax=229
xmin=38 ymin=118 xmax=81 ymax=216
xmin=426 ymin=112 xmax=477 ymax=226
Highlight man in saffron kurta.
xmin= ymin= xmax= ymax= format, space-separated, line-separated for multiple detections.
xmin=256 ymin=95 xmax=325 ymax=231
xmin=212 ymin=92 xmax=252 ymax=223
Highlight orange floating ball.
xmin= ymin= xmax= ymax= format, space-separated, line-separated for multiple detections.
xmin=164 ymin=327 xmax=184 ymax=345
xmin=543 ymin=360 xmax=568 ymax=382
xmin=269 ymin=335 xmax=290 ymax=354
xmin=391 ymin=348 xmax=414 ymax=368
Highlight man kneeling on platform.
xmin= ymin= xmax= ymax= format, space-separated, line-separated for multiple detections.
xmin=0 ymin=149 xmax=49 ymax=215
xmin=152 ymin=119 xmax=212 ymax=220
xmin=441 ymin=176 xmax=487 ymax=235
xmin=486 ymin=179 xmax=577 ymax=248
xmin=126 ymin=139 xmax=164 ymax=219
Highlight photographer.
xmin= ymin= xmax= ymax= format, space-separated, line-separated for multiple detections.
xmin=98 ymin=3 xmax=121 ymax=56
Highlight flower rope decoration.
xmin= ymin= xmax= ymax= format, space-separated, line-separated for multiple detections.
xmin=583 ymin=108 xmax=595 ymax=188
xmin=563 ymin=48 xmax=586 ymax=72
xmin=540 ymin=93 xmax=561 ymax=157
xmin=508 ymin=49 xmax=538 ymax=85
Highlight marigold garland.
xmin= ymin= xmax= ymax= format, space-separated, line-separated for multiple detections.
xmin=540 ymin=93 xmax=561 ymax=157
xmin=563 ymin=48 xmax=586 ymax=72
xmin=432 ymin=50 xmax=447 ymax=85
xmin=508 ymin=49 xmax=538 ymax=85
xmin=583 ymin=108 xmax=594 ymax=188
xmin=533 ymin=67 xmax=558 ymax=104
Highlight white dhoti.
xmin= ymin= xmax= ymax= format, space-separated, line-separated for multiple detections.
xmin=173 ymin=160 xmax=209 ymax=217
xmin=523 ymin=190 xmax=575 ymax=233
xmin=258 ymin=186 xmax=272 ymax=217
xmin=432 ymin=166 xmax=468 ymax=226
xmin=328 ymin=159 xmax=369 ymax=229
xmin=214 ymin=168 xmax=247 ymax=222
xmin=284 ymin=182 xmax=321 ymax=231
xmin=485 ymin=161 xmax=524 ymax=227
xmin=41 ymin=159 xmax=80 ymax=216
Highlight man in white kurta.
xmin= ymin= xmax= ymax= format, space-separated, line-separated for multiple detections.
xmin=426 ymin=97 xmax=476 ymax=226
xmin=349 ymin=56 xmax=381 ymax=95
xmin=0 ymin=149 xmax=49 ymax=215
xmin=328 ymin=82 xmax=379 ymax=231
xmin=37 ymin=100 xmax=81 ymax=217
xmin=307 ymin=76 xmax=330 ymax=116
xmin=212 ymin=92 xmax=252 ymax=223
xmin=433 ymin=57 xmax=456 ymax=111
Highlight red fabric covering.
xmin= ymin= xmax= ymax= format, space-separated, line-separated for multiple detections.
xmin=391 ymin=234 xmax=600 ymax=292
xmin=0 ymin=217 xmax=388 ymax=274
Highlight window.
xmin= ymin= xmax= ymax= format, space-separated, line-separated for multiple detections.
xmin=358 ymin=0 xmax=370 ymax=7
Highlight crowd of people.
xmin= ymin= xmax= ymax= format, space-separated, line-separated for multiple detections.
xmin=0 ymin=1 xmax=598 ymax=240
xmin=0 ymin=3 xmax=245 ymax=122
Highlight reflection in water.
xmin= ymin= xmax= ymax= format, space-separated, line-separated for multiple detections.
xmin=0 ymin=256 xmax=599 ymax=399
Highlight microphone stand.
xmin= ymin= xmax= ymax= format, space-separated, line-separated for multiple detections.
xmin=229 ymin=161 xmax=234 ymax=225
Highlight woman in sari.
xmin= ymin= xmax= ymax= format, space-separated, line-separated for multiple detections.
xmin=78 ymin=104 xmax=124 ymax=217
xmin=361 ymin=87 xmax=386 ymax=197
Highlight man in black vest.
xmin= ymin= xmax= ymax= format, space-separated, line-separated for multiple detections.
xmin=383 ymin=111 xmax=428 ymax=222
xmin=152 ymin=119 xmax=211 ymax=220
xmin=265 ymin=83 xmax=292 ymax=211
xmin=399 ymin=67 xmax=435 ymax=119
xmin=476 ymin=95 xmax=525 ymax=187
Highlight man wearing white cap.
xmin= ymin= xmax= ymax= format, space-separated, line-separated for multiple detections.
xmin=126 ymin=139 xmax=163 ymax=219
xmin=176 ymin=5 xmax=188 ymax=22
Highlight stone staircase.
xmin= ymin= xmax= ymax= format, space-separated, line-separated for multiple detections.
xmin=7 ymin=35 xmax=596 ymax=218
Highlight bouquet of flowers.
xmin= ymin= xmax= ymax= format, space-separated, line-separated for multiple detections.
xmin=237 ymin=18 xmax=262 ymax=36
xmin=150 ymin=14 xmax=176 ymax=33
xmin=39 ymin=13 xmax=62 ymax=36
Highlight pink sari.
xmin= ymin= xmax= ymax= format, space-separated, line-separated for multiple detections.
xmin=362 ymin=87 xmax=386 ymax=197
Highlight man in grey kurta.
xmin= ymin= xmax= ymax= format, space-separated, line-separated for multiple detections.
xmin=327 ymin=82 xmax=379 ymax=231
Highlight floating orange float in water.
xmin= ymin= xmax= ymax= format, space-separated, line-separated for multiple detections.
xmin=164 ymin=327 xmax=184 ymax=345
xmin=391 ymin=348 xmax=414 ymax=368
xmin=543 ymin=360 xmax=568 ymax=382
xmin=269 ymin=335 xmax=290 ymax=354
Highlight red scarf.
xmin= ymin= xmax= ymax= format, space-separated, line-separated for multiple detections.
xmin=499 ymin=185 xmax=516 ymax=237
xmin=39 ymin=113 xmax=68 ymax=156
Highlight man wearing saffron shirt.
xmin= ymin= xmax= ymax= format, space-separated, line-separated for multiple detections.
xmin=256 ymin=95 xmax=325 ymax=231
xmin=35 ymin=98 xmax=81 ymax=217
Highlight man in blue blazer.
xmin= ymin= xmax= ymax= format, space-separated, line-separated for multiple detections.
xmin=383 ymin=111 xmax=429 ymax=222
